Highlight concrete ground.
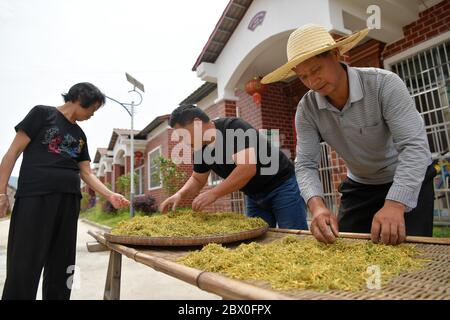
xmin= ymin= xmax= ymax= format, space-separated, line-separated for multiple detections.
xmin=0 ymin=217 xmax=220 ymax=300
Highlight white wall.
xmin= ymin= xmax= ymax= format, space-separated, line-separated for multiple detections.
xmin=146 ymin=121 xmax=169 ymax=142
xmin=197 ymin=89 xmax=218 ymax=111
xmin=197 ymin=0 xmax=333 ymax=103
xmin=196 ymin=0 xmax=421 ymax=104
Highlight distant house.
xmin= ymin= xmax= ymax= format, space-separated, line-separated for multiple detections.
xmin=91 ymin=118 xmax=187 ymax=206
xmin=90 ymin=115 xmax=244 ymax=213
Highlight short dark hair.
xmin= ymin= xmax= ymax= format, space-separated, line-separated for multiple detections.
xmin=169 ymin=105 xmax=210 ymax=127
xmin=62 ymin=82 xmax=106 ymax=109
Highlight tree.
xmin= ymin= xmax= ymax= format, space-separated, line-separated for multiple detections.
xmin=116 ymin=173 xmax=138 ymax=199
xmin=155 ymin=156 xmax=187 ymax=196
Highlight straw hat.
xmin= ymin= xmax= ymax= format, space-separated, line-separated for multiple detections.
xmin=261 ymin=24 xmax=370 ymax=84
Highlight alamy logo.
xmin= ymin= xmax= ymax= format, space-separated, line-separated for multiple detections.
xmin=66 ymin=265 xmax=81 ymax=290
xmin=367 ymin=5 xmax=381 ymax=29
xmin=366 ymin=265 xmax=382 ymax=290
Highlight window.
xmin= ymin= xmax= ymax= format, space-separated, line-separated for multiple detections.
xmin=135 ymin=165 xmax=145 ymax=195
xmin=208 ymin=171 xmax=223 ymax=186
xmin=262 ymin=128 xmax=279 ymax=146
xmin=391 ymin=40 xmax=450 ymax=156
xmin=390 ymin=40 xmax=450 ymax=225
xmin=148 ymin=147 xmax=161 ymax=190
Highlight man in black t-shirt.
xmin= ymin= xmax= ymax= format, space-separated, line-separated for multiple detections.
xmin=160 ymin=105 xmax=307 ymax=230
xmin=0 ymin=83 xmax=129 ymax=300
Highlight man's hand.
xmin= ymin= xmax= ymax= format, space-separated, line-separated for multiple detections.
xmin=107 ymin=193 xmax=130 ymax=209
xmin=192 ymin=190 xmax=219 ymax=212
xmin=310 ymin=208 xmax=340 ymax=244
xmin=0 ymin=195 xmax=9 ymax=218
xmin=371 ymin=200 xmax=406 ymax=245
xmin=159 ymin=193 xmax=183 ymax=213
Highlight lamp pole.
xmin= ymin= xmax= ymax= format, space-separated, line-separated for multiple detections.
xmin=105 ymin=73 xmax=144 ymax=218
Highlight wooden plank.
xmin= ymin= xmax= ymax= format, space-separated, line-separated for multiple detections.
xmin=134 ymin=252 xmax=202 ymax=287
xmin=86 ymin=241 xmax=108 ymax=253
xmin=88 ymin=229 xmax=450 ymax=300
xmin=104 ymin=250 xmax=122 ymax=300
xmin=272 ymin=228 xmax=450 ymax=245
xmin=89 ymin=230 xmax=202 ymax=287
xmin=88 ymin=230 xmax=292 ymax=299
xmin=197 ymin=272 xmax=293 ymax=300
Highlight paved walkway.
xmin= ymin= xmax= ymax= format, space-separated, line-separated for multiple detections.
xmin=0 ymin=218 xmax=220 ymax=300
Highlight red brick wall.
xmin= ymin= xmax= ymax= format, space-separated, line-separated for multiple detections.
xmin=265 ymin=80 xmax=310 ymax=160
xmin=236 ymin=79 xmax=308 ymax=160
xmin=236 ymin=89 xmax=263 ymax=129
xmin=383 ymin=0 xmax=450 ymax=59
xmin=204 ymin=101 xmax=225 ymax=119
xmin=348 ymin=39 xmax=385 ymax=68
xmin=203 ymin=99 xmax=237 ymax=119
xmin=224 ymin=100 xmax=237 ymax=117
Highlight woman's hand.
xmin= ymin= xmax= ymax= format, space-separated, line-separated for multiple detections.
xmin=107 ymin=193 xmax=130 ymax=209
xmin=0 ymin=195 xmax=10 ymax=218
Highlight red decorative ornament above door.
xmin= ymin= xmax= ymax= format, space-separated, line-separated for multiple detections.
xmin=245 ymin=77 xmax=267 ymax=107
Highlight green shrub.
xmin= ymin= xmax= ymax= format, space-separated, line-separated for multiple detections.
xmin=80 ymin=192 xmax=91 ymax=212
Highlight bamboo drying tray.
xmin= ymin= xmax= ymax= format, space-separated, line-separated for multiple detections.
xmin=104 ymin=225 xmax=269 ymax=246
xmin=89 ymin=228 xmax=450 ymax=300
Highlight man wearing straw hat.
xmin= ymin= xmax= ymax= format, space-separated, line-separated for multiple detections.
xmin=262 ymin=24 xmax=435 ymax=245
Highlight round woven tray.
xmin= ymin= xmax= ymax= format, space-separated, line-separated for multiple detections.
xmin=104 ymin=225 xmax=269 ymax=246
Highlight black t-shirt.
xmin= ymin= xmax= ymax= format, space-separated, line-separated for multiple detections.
xmin=14 ymin=105 xmax=91 ymax=198
xmin=193 ymin=118 xmax=294 ymax=196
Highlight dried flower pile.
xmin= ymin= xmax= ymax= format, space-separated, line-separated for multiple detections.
xmin=111 ymin=210 xmax=268 ymax=237
xmin=179 ymin=235 xmax=428 ymax=291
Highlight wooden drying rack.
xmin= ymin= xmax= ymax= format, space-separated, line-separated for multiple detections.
xmin=87 ymin=228 xmax=450 ymax=300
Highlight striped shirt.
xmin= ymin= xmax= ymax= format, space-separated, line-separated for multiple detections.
xmin=295 ymin=64 xmax=432 ymax=211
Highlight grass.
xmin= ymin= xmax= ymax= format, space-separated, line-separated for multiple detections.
xmin=79 ymin=206 xmax=148 ymax=228
xmin=432 ymin=226 xmax=450 ymax=238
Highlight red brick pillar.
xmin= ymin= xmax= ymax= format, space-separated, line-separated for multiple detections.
xmin=125 ymin=156 xmax=132 ymax=174
xmin=106 ymin=172 xmax=112 ymax=187
xmin=224 ymin=100 xmax=237 ymax=117
xmin=113 ymin=164 xmax=124 ymax=192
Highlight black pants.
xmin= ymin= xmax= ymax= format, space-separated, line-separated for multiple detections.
xmin=338 ymin=165 xmax=436 ymax=236
xmin=2 ymin=193 xmax=80 ymax=300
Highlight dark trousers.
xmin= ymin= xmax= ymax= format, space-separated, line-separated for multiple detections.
xmin=338 ymin=165 xmax=436 ymax=236
xmin=2 ymin=193 xmax=80 ymax=300
xmin=246 ymin=175 xmax=308 ymax=230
